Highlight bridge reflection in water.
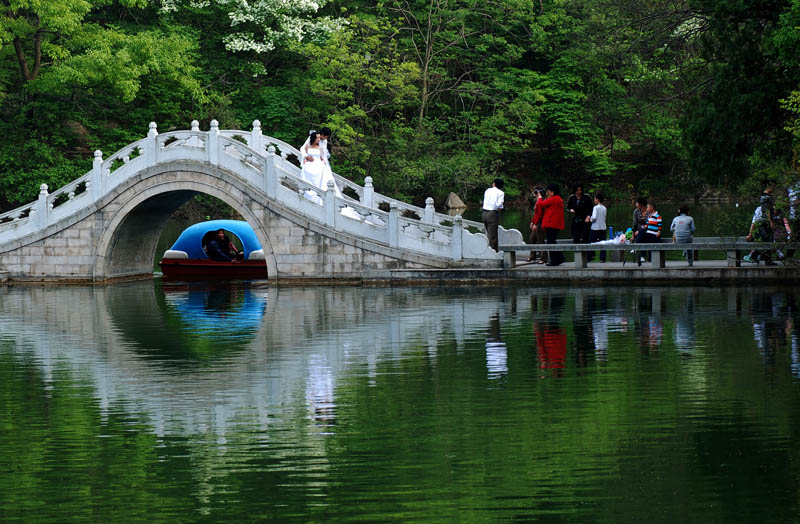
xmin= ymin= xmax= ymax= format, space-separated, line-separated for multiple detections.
xmin=2 ymin=283 xmax=800 ymax=521
xmin=1 ymin=283 xmax=797 ymax=436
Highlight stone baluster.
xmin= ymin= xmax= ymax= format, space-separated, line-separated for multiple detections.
xmin=451 ymin=215 xmax=463 ymax=261
xmin=264 ymin=145 xmax=277 ymax=199
xmin=363 ymin=176 xmax=374 ymax=208
xmin=325 ymin=180 xmax=336 ymax=228
xmin=91 ymin=150 xmax=103 ymax=201
xmin=388 ymin=202 xmax=399 ymax=247
xmin=424 ymin=197 xmax=435 ymax=224
xmin=208 ymin=119 xmax=219 ymax=165
xmin=250 ymin=120 xmax=263 ymax=152
xmin=188 ymin=120 xmax=200 ymax=147
xmin=146 ymin=122 xmax=158 ymax=165
xmin=36 ymin=184 xmax=49 ymax=228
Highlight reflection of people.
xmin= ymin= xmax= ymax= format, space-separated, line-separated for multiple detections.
xmin=482 ymin=178 xmax=505 ymax=251
xmin=207 ymin=229 xmax=240 ymax=262
xmin=790 ymin=319 xmax=800 ymax=379
xmin=535 ymin=321 xmax=567 ymax=377
xmin=486 ymin=314 xmax=508 ymax=379
xmin=673 ymin=294 xmax=696 ymax=354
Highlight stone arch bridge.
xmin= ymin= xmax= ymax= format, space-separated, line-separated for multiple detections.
xmin=0 ymin=121 xmax=522 ymax=282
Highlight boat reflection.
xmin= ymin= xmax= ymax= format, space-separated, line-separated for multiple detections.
xmin=163 ymin=282 xmax=267 ymax=337
xmin=105 ymin=280 xmax=267 ymax=364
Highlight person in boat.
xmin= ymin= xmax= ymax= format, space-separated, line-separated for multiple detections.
xmin=206 ymin=229 xmax=241 ymax=262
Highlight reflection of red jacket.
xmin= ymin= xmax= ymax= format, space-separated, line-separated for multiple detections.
xmin=535 ymin=325 xmax=567 ymax=370
xmin=532 ymin=195 xmax=564 ymax=230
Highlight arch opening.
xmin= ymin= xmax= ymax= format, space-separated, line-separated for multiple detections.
xmin=94 ymin=167 xmax=277 ymax=281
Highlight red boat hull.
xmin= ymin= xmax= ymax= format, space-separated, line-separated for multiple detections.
xmin=159 ymin=259 xmax=268 ymax=280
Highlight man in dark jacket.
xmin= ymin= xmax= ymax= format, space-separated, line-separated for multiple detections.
xmin=207 ymin=229 xmax=235 ymax=262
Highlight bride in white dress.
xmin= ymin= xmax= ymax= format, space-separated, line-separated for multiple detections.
xmin=299 ymin=131 xmax=362 ymax=220
xmin=300 ymin=132 xmax=328 ymax=204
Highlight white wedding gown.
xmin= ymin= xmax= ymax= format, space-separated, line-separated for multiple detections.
xmin=300 ymin=147 xmax=361 ymax=221
xmin=301 ymin=147 xmax=327 ymax=205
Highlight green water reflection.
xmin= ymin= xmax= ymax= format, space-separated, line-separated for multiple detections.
xmin=1 ymin=283 xmax=799 ymax=523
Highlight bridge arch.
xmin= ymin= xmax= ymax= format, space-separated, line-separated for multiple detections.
xmin=94 ymin=162 xmax=278 ymax=280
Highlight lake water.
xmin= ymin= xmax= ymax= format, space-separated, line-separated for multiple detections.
xmin=1 ymin=281 xmax=799 ymax=522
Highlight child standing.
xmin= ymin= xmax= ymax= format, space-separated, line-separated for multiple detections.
xmin=670 ymin=205 xmax=696 ymax=266
xmin=586 ymin=192 xmax=607 ymax=262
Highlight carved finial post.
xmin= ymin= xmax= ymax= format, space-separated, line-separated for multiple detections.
xmin=263 ymin=145 xmax=277 ymax=199
xmin=250 ymin=120 xmax=262 ymax=151
xmin=208 ymin=119 xmax=219 ymax=165
xmin=388 ymin=202 xmax=399 ymax=247
xmin=91 ymin=150 xmax=104 ymax=200
xmin=424 ymin=197 xmax=435 ymax=224
xmin=146 ymin=122 xmax=159 ymax=165
xmin=451 ymin=215 xmax=464 ymax=260
xmin=36 ymin=183 xmax=49 ymax=228
xmin=363 ymin=176 xmax=374 ymax=208
xmin=325 ymin=180 xmax=336 ymax=227
xmin=191 ymin=120 xmax=200 ymax=132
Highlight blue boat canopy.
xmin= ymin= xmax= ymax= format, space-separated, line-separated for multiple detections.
xmin=169 ymin=220 xmax=263 ymax=260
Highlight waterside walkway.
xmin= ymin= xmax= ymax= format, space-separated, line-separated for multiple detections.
xmin=275 ymin=258 xmax=800 ymax=285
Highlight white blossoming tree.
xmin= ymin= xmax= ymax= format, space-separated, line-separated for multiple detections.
xmin=159 ymin=0 xmax=345 ymax=57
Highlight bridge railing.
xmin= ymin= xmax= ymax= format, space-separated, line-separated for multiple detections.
xmin=0 ymin=120 xmax=517 ymax=261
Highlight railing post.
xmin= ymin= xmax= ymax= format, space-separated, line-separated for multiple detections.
xmin=264 ymin=145 xmax=277 ymax=199
xmin=36 ymin=184 xmax=49 ymax=228
xmin=325 ymin=180 xmax=336 ymax=228
xmin=363 ymin=176 xmax=374 ymax=208
xmin=250 ymin=120 xmax=262 ymax=152
xmin=208 ymin=119 xmax=219 ymax=165
xmin=91 ymin=150 xmax=103 ymax=201
xmin=146 ymin=122 xmax=158 ymax=165
xmin=388 ymin=202 xmax=399 ymax=247
xmin=424 ymin=197 xmax=435 ymax=224
xmin=451 ymin=215 xmax=463 ymax=261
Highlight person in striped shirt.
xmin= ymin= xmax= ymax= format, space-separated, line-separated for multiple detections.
xmin=638 ymin=201 xmax=661 ymax=266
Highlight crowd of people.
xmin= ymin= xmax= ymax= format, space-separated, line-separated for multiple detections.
xmin=483 ymin=179 xmax=704 ymax=267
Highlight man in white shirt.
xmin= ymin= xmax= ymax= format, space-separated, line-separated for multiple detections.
xmin=482 ymin=178 xmax=505 ymax=251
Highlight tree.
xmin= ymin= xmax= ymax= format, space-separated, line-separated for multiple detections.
xmin=0 ymin=0 xmax=202 ymax=210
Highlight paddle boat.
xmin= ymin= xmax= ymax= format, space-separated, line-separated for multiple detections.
xmin=159 ymin=219 xmax=268 ymax=280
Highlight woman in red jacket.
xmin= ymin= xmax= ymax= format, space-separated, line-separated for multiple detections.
xmin=532 ymin=183 xmax=565 ymax=266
